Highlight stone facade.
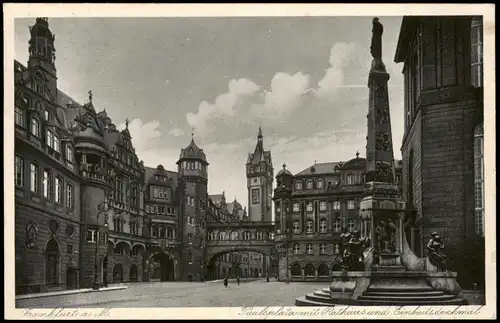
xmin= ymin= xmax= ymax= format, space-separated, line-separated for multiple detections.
xmin=395 ymin=16 xmax=484 ymax=285
xmin=273 ymin=157 xmax=403 ymax=282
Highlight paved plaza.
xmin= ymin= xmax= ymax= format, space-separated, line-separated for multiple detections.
xmin=16 ymin=279 xmax=328 ymax=308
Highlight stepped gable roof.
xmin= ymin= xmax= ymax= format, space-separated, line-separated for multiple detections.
xmin=295 ymin=162 xmax=342 ymax=176
xmin=144 ymin=165 xmax=178 ymax=189
xmin=178 ymin=138 xmax=208 ymax=163
xmin=209 ymin=194 xmax=224 ymax=206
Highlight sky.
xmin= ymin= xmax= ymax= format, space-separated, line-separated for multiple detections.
xmin=15 ymin=16 xmax=405 ymax=210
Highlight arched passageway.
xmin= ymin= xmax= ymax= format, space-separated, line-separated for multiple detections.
xmin=45 ymin=239 xmax=60 ymax=286
xmin=66 ymin=267 xmax=78 ymax=289
xmin=149 ymin=252 xmax=175 ymax=282
xmin=129 ymin=265 xmax=138 ymax=282
xmin=113 ymin=264 xmax=123 ymax=283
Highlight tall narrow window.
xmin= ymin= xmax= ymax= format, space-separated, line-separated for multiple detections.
xmin=348 ymin=220 xmax=356 ymax=233
xmin=66 ymin=145 xmax=73 ymax=163
xmin=306 ymin=243 xmax=313 ymax=255
xmin=320 ymin=243 xmax=327 ymax=255
xmin=474 ymin=124 xmax=484 ymax=237
xmin=15 ymin=106 xmax=24 ymax=127
xmin=53 ymin=135 xmax=60 ymax=153
xmin=292 ymin=221 xmax=300 ymax=233
xmin=43 ymin=170 xmax=51 ymax=199
xmin=45 ymin=239 xmax=59 ymax=285
xmin=15 ymin=156 xmax=24 ymax=187
xmin=31 ymin=118 xmax=40 ymax=137
xmin=55 ymin=176 xmax=62 ymax=204
xmin=30 ymin=163 xmax=39 ymax=193
xmin=306 ymin=202 xmax=313 ymax=212
xmin=306 ymin=180 xmax=313 ymax=189
xmin=332 ymin=201 xmax=341 ymax=211
xmin=333 ymin=220 xmax=341 ymax=233
xmin=408 ymin=150 xmax=414 ymax=205
xmin=471 ymin=17 xmax=483 ymax=88
xmin=319 ymin=201 xmax=327 ymax=211
xmin=293 ymin=243 xmax=300 ymax=255
xmin=320 ymin=220 xmax=327 ymax=233
xmin=347 ymin=200 xmax=356 ymax=210
xmin=188 ymin=252 xmax=193 ymax=264
xmin=306 ymin=220 xmax=313 ymax=233
xmin=46 ymin=130 xmax=54 ymax=148
xmin=66 ymin=183 xmax=73 ymax=208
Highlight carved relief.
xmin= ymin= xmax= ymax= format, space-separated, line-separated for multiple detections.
xmin=25 ymin=221 xmax=39 ymax=248
xmin=375 ymin=133 xmax=392 ymax=151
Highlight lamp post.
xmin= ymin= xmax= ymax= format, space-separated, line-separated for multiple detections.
xmin=92 ymin=192 xmax=111 ymax=290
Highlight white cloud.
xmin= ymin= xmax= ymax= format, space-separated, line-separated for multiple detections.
xmin=251 ymin=72 xmax=311 ymax=120
xmin=118 ymin=118 xmax=161 ymax=152
xmin=186 ymin=78 xmax=260 ymax=136
xmin=315 ymin=42 xmax=359 ymax=100
xmin=168 ymin=128 xmax=184 ymax=137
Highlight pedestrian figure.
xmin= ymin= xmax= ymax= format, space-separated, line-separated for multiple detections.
xmin=266 ymin=275 xmax=270 ymax=283
xmin=224 ymin=275 xmax=228 ymax=288
xmin=237 ymin=276 xmax=240 ymax=285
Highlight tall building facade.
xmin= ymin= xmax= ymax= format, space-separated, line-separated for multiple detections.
xmin=273 ymin=156 xmax=403 ymax=281
xmin=13 ymin=18 xmax=218 ymax=294
xmin=395 ymin=16 xmax=484 ymax=286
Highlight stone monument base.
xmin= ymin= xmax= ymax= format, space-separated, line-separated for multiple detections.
xmin=295 ymin=269 xmax=466 ymax=306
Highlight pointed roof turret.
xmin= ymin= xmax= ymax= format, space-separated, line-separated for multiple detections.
xmin=177 ymin=137 xmax=208 ymax=164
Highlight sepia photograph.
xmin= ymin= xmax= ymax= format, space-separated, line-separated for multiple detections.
xmin=4 ymin=3 xmax=495 ymax=320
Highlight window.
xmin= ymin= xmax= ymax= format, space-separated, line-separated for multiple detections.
xmin=293 ymin=221 xmax=300 ymax=233
xmin=251 ymin=188 xmax=260 ymax=204
xmin=320 ymin=220 xmax=327 ymax=233
xmin=334 ymin=244 xmax=340 ymax=254
xmin=31 ymin=118 xmax=40 ymax=137
xmin=243 ymin=231 xmax=252 ymax=240
xmin=333 ymin=201 xmax=341 ymax=210
xmin=158 ymin=206 xmax=166 ymax=214
xmin=306 ymin=202 xmax=313 ymax=212
xmin=395 ymin=174 xmax=401 ymax=184
xmin=66 ymin=145 xmax=73 ymax=163
xmin=114 ymin=217 xmax=123 ymax=232
xmin=218 ymin=232 xmax=226 ymax=240
xmin=295 ymin=181 xmax=302 ymax=191
xmin=53 ymin=135 xmax=60 ymax=153
xmin=86 ymin=228 xmax=97 ymax=243
xmin=43 ymin=170 xmax=51 ymax=199
xmin=188 ymin=234 xmax=193 ymax=244
xmin=15 ymin=107 xmax=24 ymax=127
xmin=67 ymin=244 xmax=73 ymax=254
xmin=190 ymin=197 xmax=195 ymax=205
xmin=346 ymin=174 xmax=355 ymax=185
xmin=130 ymin=220 xmax=139 ymax=235
xmin=66 ymin=183 xmax=73 ymax=208
xmin=188 ymin=252 xmax=193 ymax=264
xmin=471 ymin=17 xmax=483 ymax=88
xmin=293 ymin=243 xmax=300 ymax=255
xmin=256 ymin=231 xmax=263 ymax=240
xmin=306 ymin=243 xmax=313 ymax=255
xmin=316 ymin=179 xmax=324 ymax=189
xmin=306 ymin=220 xmax=313 ymax=233
xmin=30 ymin=163 xmax=39 ymax=193
xmin=292 ymin=203 xmax=300 ymax=212
xmin=44 ymin=110 xmax=52 ymax=122
xmin=15 ymin=156 xmax=24 ymax=187
xmin=333 ymin=220 xmax=341 ymax=233
xmin=347 ymin=200 xmax=356 ymax=210
xmin=348 ymin=220 xmax=356 ymax=233
xmin=46 ymin=130 xmax=53 ymax=148
xmin=320 ymin=243 xmax=327 ymax=255
xmin=54 ymin=176 xmax=62 ymax=204
xmin=306 ymin=180 xmax=313 ymax=189
xmin=319 ymin=201 xmax=327 ymax=211
xmin=474 ymin=124 xmax=484 ymax=237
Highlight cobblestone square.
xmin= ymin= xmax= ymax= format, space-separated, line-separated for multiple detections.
xmin=16 ymin=280 xmax=328 ymax=308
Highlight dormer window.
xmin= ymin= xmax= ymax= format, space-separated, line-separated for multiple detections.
xmin=295 ymin=181 xmax=303 ymax=191
xmin=346 ymin=174 xmax=355 ymax=185
xmin=306 ymin=180 xmax=313 ymax=190
xmin=316 ymin=179 xmax=324 ymax=189
xmin=44 ymin=110 xmax=52 ymax=122
xmin=30 ymin=118 xmax=40 ymax=137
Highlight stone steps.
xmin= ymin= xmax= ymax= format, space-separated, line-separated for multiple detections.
xmin=295 ymin=295 xmax=332 ymax=307
xmin=355 ymin=297 xmax=467 ymax=305
xmin=363 ymin=290 xmax=444 ymax=297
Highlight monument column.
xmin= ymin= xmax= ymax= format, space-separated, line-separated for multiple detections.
xmin=359 ymin=17 xmax=406 ymax=271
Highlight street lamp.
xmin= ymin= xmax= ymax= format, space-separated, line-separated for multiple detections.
xmin=92 ymin=192 xmax=111 ymax=290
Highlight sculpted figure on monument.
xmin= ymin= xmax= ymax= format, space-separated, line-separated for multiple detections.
xmin=426 ymin=232 xmax=447 ymax=271
xmin=370 ymin=17 xmax=384 ymax=61
xmin=375 ymin=221 xmax=388 ymax=252
xmin=341 ymin=230 xmax=370 ymax=271
xmin=339 ymin=227 xmax=352 ymax=256
xmin=385 ymin=218 xmax=397 ymax=252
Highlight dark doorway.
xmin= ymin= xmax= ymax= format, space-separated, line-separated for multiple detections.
xmin=244 ymin=268 xmax=248 ymax=278
xmin=66 ymin=268 xmax=78 ymax=289
xmin=187 ymin=274 xmax=193 ymax=282
xmin=253 ymin=268 xmax=259 ymax=277
xmin=45 ymin=239 xmax=59 ymax=286
xmin=150 ymin=252 xmax=174 ymax=281
xmin=103 ymin=256 xmax=108 ymax=286
xmin=129 ymin=265 xmax=138 ymax=282
xmin=113 ymin=264 xmax=123 ymax=283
